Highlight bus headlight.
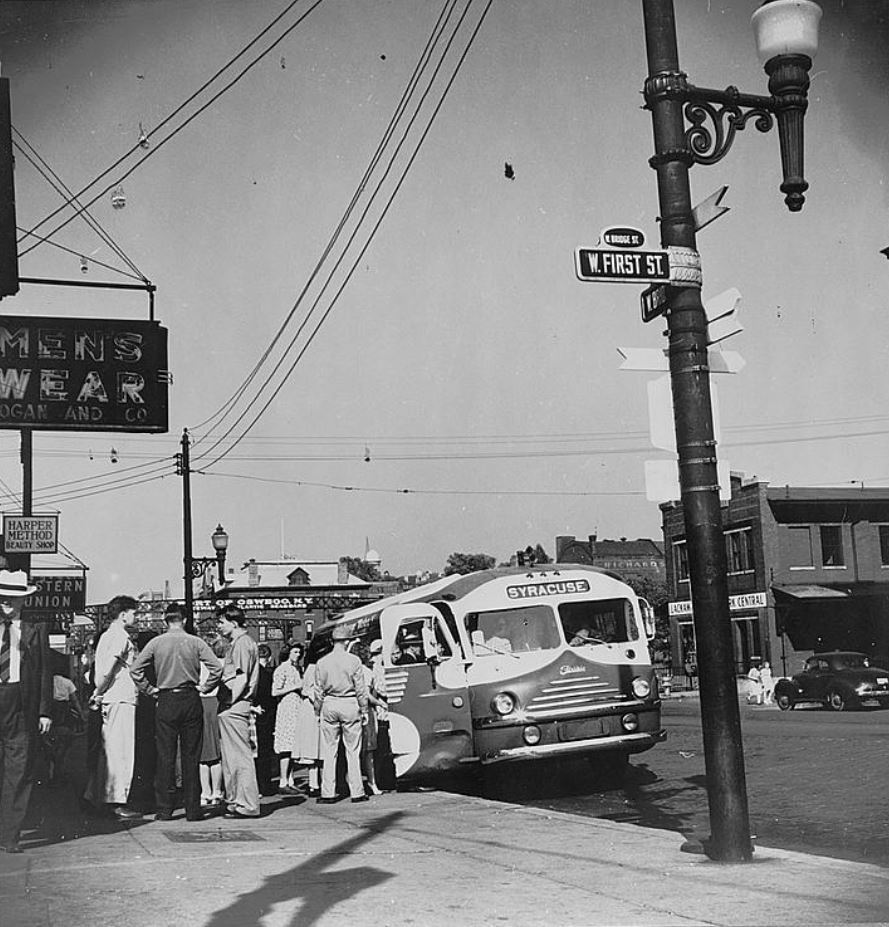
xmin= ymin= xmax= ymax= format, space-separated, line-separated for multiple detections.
xmin=631 ymin=677 xmax=651 ymax=699
xmin=621 ymin=713 xmax=639 ymax=732
xmin=523 ymin=725 xmax=541 ymax=745
xmin=491 ymin=692 xmax=516 ymax=715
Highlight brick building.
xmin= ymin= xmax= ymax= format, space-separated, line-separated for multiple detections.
xmin=555 ymin=534 xmax=665 ymax=583
xmin=660 ymin=474 xmax=889 ymax=679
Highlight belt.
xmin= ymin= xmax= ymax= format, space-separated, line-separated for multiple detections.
xmin=161 ymin=686 xmax=196 ymax=693
xmin=0 ymin=680 xmax=20 ymax=686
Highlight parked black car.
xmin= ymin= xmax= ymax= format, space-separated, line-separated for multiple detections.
xmin=774 ymin=651 xmax=889 ymax=711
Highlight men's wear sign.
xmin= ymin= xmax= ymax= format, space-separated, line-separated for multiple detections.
xmin=3 ymin=514 xmax=58 ymax=553
xmin=0 ymin=315 xmax=169 ymax=432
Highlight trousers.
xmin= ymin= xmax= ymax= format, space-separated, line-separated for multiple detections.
xmin=218 ymin=701 xmax=260 ymax=816
xmin=85 ymin=700 xmax=135 ymax=805
xmin=155 ymin=689 xmax=203 ymax=816
xmin=320 ymin=696 xmax=363 ymax=799
xmin=0 ymin=683 xmax=31 ymax=846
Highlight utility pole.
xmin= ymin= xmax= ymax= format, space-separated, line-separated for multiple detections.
xmin=0 ymin=69 xmax=19 ymax=297
xmin=178 ymin=429 xmax=195 ymax=633
xmin=642 ymin=0 xmax=751 ymax=861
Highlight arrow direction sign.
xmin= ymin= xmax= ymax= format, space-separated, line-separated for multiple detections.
xmin=705 ymin=287 xmax=743 ymax=346
xmin=617 ymin=346 xmax=745 ymax=374
xmin=692 ymin=185 xmax=730 ymax=233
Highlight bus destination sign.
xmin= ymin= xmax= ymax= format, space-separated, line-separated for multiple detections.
xmin=575 ymin=247 xmax=670 ymax=284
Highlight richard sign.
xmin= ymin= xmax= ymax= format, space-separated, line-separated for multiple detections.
xmin=0 ymin=315 xmax=169 ymax=432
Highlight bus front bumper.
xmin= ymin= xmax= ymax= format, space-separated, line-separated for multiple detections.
xmin=479 ymin=729 xmax=667 ymax=765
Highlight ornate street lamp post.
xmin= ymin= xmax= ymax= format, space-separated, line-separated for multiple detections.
xmin=641 ymin=0 xmax=821 ymax=861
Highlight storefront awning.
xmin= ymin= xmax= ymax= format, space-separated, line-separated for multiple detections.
xmin=772 ymin=584 xmax=849 ymax=599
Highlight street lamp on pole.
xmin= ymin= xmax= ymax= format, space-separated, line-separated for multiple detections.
xmin=641 ymin=0 xmax=821 ymax=862
xmin=191 ymin=523 xmax=229 ymax=589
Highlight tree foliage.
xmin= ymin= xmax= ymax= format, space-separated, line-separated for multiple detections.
xmin=340 ymin=556 xmax=381 ymax=583
xmin=624 ymin=576 xmax=671 ymax=660
xmin=444 ymin=552 xmax=496 ymax=575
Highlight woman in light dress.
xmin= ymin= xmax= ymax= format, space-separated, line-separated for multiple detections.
xmin=292 ymin=636 xmax=327 ymax=796
xmin=272 ymin=644 xmax=303 ymax=791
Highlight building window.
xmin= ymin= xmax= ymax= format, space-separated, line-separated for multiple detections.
xmin=673 ymin=540 xmax=689 ymax=583
xmin=880 ymin=526 xmax=889 ymax=567
xmin=820 ymin=525 xmax=845 ymax=568
xmin=725 ymin=527 xmax=755 ymax=574
xmin=787 ymin=526 xmax=813 ymax=569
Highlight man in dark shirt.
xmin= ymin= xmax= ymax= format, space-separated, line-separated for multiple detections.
xmin=253 ymin=644 xmax=277 ymax=796
xmin=130 ymin=605 xmax=222 ymax=821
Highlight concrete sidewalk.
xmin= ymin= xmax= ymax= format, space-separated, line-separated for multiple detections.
xmin=1 ymin=787 xmax=887 ymax=927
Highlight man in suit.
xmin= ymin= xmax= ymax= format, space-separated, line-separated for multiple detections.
xmin=0 ymin=569 xmax=53 ymax=853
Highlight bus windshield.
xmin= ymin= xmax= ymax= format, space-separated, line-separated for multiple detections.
xmin=559 ymin=598 xmax=640 ymax=646
xmin=465 ymin=604 xmax=561 ymax=656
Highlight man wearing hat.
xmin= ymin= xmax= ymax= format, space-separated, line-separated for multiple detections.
xmin=313 ymin=626 xmax=368 ymax=803
xmin=0 ymin=569 xmax=53 ymax=853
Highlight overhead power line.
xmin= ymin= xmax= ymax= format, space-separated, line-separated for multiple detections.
xmin=191 ymin=0 xmax=461 ymax=441
xmin=194 ymin=0 xmax=494 ymax=470
xmin=17 ymin=0 xmax=327 ymax=259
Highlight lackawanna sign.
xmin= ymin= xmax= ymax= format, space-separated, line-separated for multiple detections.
xmin=669 ymin=591 xmax=768 ymax=617
xmin=23 ymin=574 xmax=86 ymax=614
xmin=0 ymin=315 xmax=169 ymax=432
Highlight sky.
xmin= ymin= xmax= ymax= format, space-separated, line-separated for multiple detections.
xmin=0 ymin=0 xmax=886 ymax=604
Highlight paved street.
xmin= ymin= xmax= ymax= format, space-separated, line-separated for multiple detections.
xmin=483 ymin=697 xmax=889 ymax=867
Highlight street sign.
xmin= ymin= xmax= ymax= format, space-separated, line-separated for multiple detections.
xmin=600 ymin=226 xmax=645 ymax=248
xmin=617 ymin=346 xmax=745 ymax=374
xmin=692 ymin=185 xmax=730 ymax=233
xmin=647 ymin=374 xmax=722 ymax=452
xmin=575 ymin=247 xmax=669 ymax=283
xmin=644 ymin=458 xmax=732 ymax=503
xmin=704 ymin=287 xmax=743 ymax=345
xmin=641 ymin=283 xmax=670 ymax=322
xmin=2 ymin=514 xmax=58 ymax=553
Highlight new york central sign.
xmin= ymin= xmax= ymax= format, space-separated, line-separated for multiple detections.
xmin=0 ymin=315 xmax=169 ymax=432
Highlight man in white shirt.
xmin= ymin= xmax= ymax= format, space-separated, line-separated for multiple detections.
xmin=0 ymin=570 xmax=52 ymax=853
xmin=85 ymin=595 xmax=142 ymax=819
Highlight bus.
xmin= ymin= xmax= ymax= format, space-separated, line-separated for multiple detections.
xmin=313 ymin=564 xmax=665 ymax=784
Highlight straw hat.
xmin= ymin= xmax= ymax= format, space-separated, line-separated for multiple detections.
xmin=0 ymin=570 xmax=37 ymax=597
xmin=332 ymin=625 xmax=354 ymax=641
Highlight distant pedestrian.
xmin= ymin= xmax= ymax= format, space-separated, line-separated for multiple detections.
xmin=746 ymin=659 xmax=763 ymax=705
xmin=199 ymin=637 xmax=228 ymax=808
xmin=272 ymin=644 xmax=302 ymax=792
xmin=85 ymin=595 xmax=142 ymax=820
xmin=760 ymin=661 xmax=774 ymax=705
xmin=314 ymin=626 xmax=368 ymax=803
xmin=0 ymin=570 xmax=53 ymax=854
xmin=130 ymin=605 xmax=222 ymax=821
xmin=253 ymin=643 xmax=278 ymax=796
xmin=216 ymin=605 xmax=261 ymax=818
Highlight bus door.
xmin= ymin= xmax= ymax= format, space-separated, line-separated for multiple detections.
xmin=379 ymin=603 xmax=475 ymax=780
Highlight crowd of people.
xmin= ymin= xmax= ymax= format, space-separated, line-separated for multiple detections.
xmin=0 ymin=570 xmax=399 ymax=852
xmin=79 ymin=600 xmax=395 ymax=823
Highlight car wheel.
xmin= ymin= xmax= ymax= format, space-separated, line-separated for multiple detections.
xmin=826 ymin=688 xmax=846 ymax=712
xmin=776 ymin=693 xmax=793 ymax=711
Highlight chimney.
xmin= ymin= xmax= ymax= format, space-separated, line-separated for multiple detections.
xmin=555 ymin=536 xmax=574 ymax=561
xmin=337 ymin=557 xmax=349 ymax=584
xmin=247 ymin=558 xmax=259 ymax=587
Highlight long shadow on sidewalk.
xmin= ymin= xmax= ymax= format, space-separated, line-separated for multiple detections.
xmin=206 ymin=811 xmax=401 ymax=927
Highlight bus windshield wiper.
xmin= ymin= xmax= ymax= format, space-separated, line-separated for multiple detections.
xmin=474 ymin=640 xmax=520 ymax=659
xmin=573 ymin=633 xmax=610 ymax=646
